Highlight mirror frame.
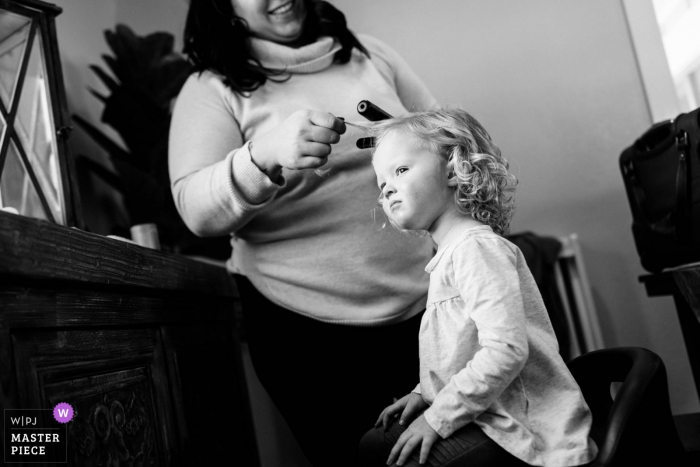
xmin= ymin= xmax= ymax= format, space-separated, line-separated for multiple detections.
xmin=0 ymin=0 xmax=82 ymax=229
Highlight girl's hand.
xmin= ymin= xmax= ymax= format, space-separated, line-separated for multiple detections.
xmin=375 ymin=393 xmax=428 ymax=431
xmin=387 ymin=414 xmax=440 ymax=466
xmin=249 ymin=110 xmax=346 ymax=180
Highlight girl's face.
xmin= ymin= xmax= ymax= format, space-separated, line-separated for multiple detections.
xmin=231 ymin=0 xmax=307 ymax=45
xmin=373 ymin=131 xmax=456 ymax=232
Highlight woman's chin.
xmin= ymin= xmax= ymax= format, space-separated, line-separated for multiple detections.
xmin=270 ymin=24 xmax=305 ymax=44
xmin=268 ymin=7 xmax=306 ymax=42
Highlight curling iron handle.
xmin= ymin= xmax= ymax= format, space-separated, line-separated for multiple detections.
xmin=357 ymin=100 xmax=393 ymax=122
xmin=356 ymin=137 xmax=375 ymax=149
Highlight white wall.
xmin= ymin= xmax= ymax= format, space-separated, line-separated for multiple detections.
xmin=331 ymin=0 xmax=699 ymax=416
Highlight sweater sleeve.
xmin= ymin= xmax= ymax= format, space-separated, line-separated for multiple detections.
xmin=168 ymin=72 xmax=284 ymax=237
xmin=423 ymin=238 xmax=529 ymax=438
xmin=357 ymin=34 xmax=439 ymax=112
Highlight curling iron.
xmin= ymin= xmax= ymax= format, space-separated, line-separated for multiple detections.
xmin=357 ymin=100 xmax=392 ymax=121
xmin=355 ymin=100 xmax=393 ymax=149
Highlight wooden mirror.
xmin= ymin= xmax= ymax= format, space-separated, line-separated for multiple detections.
xmin=0 ymin=0 xmax=80 ymax=227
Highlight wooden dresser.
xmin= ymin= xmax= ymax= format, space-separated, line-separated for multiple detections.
xmin=0 ymin=211 xmax=259 ymax=466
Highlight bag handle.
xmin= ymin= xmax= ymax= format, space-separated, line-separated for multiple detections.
xmin=674 ymin=130 xmax=692 ymax=244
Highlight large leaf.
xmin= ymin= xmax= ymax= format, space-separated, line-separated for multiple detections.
xmin=88 ymin=88 xmax=108 ymax=104
xmin=72 ymin=114 xmax=132 ymax=164
xmin=99 ymin=55 xmax=126 ymax=90
xmin=105 ymin=26 xmax=139 ymax=82
xmin=98 ymin=25 xmax=190 ymax=109
xmin=109 ymin=157 xmax=165 ymax=225
xmin=89 ymin=64 xmax=119 ymax=93
xmin=140 ymin=32 xmax=175 ymax=70
xmin=101 ymin=87 xmax=170 ymax=163
xmin=75 ymin=155 xmax=123 ymax=192
xmin=153 ymin=60 xmax=192 ymax=102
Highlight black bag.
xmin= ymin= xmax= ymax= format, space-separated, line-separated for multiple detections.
xmin=619 ymin=107 xmax=700 ymax=273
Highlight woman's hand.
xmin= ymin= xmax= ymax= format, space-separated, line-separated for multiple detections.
xmin=387 ymin=414 xmax=440 ymax=466
xmin=375 ymin=393 xmax=428 ymax=431
xmin=249 ymin=110 xmax=346 ymax=180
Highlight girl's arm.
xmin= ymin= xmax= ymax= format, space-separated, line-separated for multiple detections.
xmin=168 ymin=72 xmax=283 ymax=237
xmin=425 ymin=237 xmax=529 ymax=439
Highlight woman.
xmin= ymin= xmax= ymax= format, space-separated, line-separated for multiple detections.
xmin=169 ymin=1 xmax=437 ymax=465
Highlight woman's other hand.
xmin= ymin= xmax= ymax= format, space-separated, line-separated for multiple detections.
xmin=387 ymin=414 xmax=440 ymax=466
xmin=375 ymin=392 xmax=428 ymax=431
xmin=249 ymin=110 xmax=346 ymax=180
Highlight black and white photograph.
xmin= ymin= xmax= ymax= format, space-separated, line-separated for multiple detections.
xmin=1 ymin=1 xmax=699 ymax=466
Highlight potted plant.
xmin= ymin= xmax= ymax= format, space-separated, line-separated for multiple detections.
xmin=74 ymin=25 xmax=230 ymax=259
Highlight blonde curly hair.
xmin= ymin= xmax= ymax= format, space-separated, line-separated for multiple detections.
xmin=371 ymin=108 xmax=517 ymax=235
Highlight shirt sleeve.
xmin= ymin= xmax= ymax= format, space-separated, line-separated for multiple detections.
xmin=423 ymin=237 xmax=529 ymax=438
xmin=168 ymin=72 xmax=284 ymax=237
xmin=357 ymin=34 xmax=439 ymax=112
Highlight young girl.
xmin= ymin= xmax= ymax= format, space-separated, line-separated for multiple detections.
xmin=359 ymin=108 xmax=598 ymax=467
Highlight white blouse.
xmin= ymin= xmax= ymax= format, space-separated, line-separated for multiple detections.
xmin=415 ymin=225 xmax=597 ymax=467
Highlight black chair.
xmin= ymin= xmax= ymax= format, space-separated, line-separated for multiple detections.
xmin=567 ymin=347 xmax=689 ymax=466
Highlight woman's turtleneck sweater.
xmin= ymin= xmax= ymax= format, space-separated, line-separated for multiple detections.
xmin=169 ymin=34 xmax=438 ymax=324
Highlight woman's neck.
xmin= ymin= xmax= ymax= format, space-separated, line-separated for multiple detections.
xmin=248 ymin=34 xmax=339 ymax=73
xmin=289 ymin=27 xmax=317 ymax=48
xmin=262 ymin=30 xmax=314 ymax=49
xmin=264 ymin=20 xmax=317 ymax=49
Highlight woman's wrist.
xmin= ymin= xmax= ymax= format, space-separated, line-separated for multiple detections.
xmin=249 ymin=140 xmax=282 ymax=181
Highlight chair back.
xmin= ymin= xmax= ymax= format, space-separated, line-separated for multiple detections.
xmin=567 ymin=347 xmax=685 ymax=466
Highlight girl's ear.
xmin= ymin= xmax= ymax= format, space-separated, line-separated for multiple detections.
xmin=447 ymin=171 xmax=458 ymax=187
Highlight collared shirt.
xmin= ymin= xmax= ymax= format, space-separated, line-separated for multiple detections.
xmin=415 ymin=225 xmax=597 ymax=466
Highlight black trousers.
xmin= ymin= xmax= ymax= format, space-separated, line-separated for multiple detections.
xmin=235 ymin=275 xmax=423 ymax=467
xmin=359 ymin=419 xmax=531 ymax=467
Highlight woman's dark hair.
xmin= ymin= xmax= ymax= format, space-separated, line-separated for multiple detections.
xmin=184 ymin=0 xmax=370 ymax=95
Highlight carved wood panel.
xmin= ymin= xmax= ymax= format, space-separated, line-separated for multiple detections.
xmin=12 ymin=328 xmax=179 ymax=467
xmin=57 ymin=370 xmax=159 ymax=466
